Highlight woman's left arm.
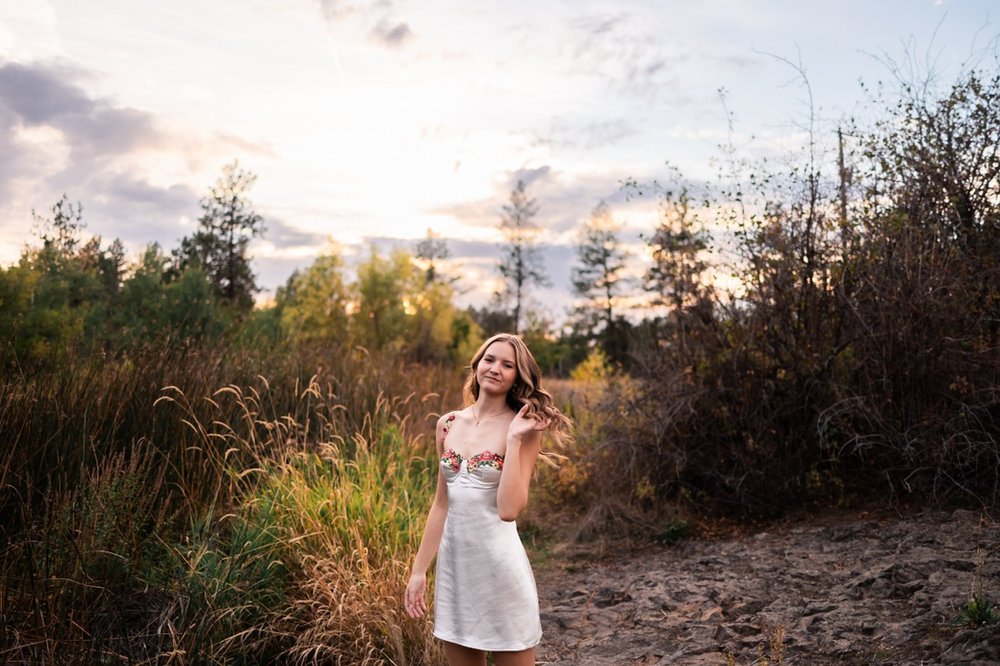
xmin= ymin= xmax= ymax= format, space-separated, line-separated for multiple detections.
xmin=497 ymin=405 xmax=547 ymax=522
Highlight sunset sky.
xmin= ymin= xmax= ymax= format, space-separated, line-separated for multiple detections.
xmin=1 ymin=0 xmax=996 ymax=316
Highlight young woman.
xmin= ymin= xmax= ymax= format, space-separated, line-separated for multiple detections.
xmin=404 ymin=333 xmax=572 ymax=666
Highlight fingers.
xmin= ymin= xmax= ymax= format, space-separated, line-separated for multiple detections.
xmin=404 ymin=580 xmax=427 ymax=618
xmin=405 ymin=599 xmax=425 ymax=618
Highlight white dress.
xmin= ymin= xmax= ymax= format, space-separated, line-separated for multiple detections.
xmin=433 ymin=414 xmax=542 ymax=651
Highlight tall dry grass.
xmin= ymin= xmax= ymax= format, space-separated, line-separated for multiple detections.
xmin=1 ymin=339 xmax=461 ymax=664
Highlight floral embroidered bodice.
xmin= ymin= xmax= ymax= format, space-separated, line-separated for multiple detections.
xmin=439 ymin=412 xmax=505 ymax=482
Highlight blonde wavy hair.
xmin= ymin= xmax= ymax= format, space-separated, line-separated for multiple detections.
xmin=462 ymin=333 xmax=572 ymax=448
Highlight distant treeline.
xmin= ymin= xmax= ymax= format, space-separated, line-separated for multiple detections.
xmin=0 ymin=161 xmax=640 ymax=376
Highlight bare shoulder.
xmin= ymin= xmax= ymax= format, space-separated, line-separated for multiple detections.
xmin=447 ymin=407 xmax=480 ymax=428
xmin=435 ymin=411 xmax=452 ymax=430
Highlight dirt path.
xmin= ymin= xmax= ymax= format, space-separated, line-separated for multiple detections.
xmin=534 ymin=509 xmax=999 ymax=665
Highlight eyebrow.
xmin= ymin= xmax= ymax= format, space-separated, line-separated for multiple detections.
xmin=484 ymin=354 xmax=514 ymax=364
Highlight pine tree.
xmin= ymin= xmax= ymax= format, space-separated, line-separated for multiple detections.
xmin=497 ymin=180 xmax=549 ymax=334
xmin=173 ymin=161 xmax=265 ymax=311
xmin=571 ymin=201 xmax=631 ymax=340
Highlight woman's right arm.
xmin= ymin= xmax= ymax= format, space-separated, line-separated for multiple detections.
xmin=404 ymin=414 xmax=450 ymax=619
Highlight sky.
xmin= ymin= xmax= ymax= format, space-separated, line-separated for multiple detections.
xmin=1 ymin=0 xmax=997 ymax=319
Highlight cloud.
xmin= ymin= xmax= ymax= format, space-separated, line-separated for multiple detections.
xmin=77 ymin=174 xmax=199 ymax=246
xmin=252 ymin=217 xmax=334 ymax=294
xmin=369 ymin=20 xmax=413 ymax=48
xmin=0 ymin=60 xmax=244 ymax=260
xmin=0 ymin=60 xmax=92 ymax=124
xmin=0 ymin=105 xmax=41 ymax=202
xmin=209 ymin=132 xmax=277 ymax=159
xmin=317 ymin=0 xmax=415 ymax=50
xmin=99 ymin=172 xmax=194 ymax=212
xmin=568 ymin=14 xmax=679 ymax=95
xmin=536 ymin=118 xmax=637 ymax=151
xmin=426 ymin=163 xmax=652 ymax=241
xmin=0 ymin=1 xmax=61 ymax=62
xmin=265 ymin=217 xmax=330 ymax=249
xmin=316 ymin=0 xmax=360 ymax=22
xmin=0 ymin=61 xmax=166 ymax=160
xmin=0 ymin=60 xmax=172 ymax=208
xmin=509 ymin=165 xmax=552 ymax=189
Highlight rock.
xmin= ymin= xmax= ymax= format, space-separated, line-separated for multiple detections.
xmin=535 ymin=509 xmax=1000 ymax=666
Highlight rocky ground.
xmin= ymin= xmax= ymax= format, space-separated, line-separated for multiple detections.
xmin=534 ymin=509 xmax=1000 ymax=666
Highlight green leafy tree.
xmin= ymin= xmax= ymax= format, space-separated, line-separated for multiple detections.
xmin=279 ymin=247 xmax=350 ymax=343
xmin=497 ymin=180 xmax=549 ymax=334
xmin=114 ymin=244 xmax=168 ymax=345
xmin=161 ymin=266 xmax=227 ymax=341
xmin=173 ymin=161 xmax=265 ymax=311
xmin=347 ymin=245 xmax=475 ymax=361
xmin=351 ymin=246 xmax=421 ymax=352
xmin=521 ymin=311 xmax=576 ymax=376
xmin=0 ymin=195 xmax=128 ymax=368
xmin=77 ymin=235 xmax=126 ymax=346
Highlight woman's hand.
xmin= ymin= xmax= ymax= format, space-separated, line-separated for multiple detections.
xmin=507 ymin=403 xmax=551 ymax=443
xmin=404 ymin=572 xmax=427 ymax=618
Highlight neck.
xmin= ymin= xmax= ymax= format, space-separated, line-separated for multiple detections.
xmin=475 ymin=394 xmax=508 ymax=413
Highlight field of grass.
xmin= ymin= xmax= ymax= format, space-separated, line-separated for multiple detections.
xmin=0 ymin=341 xmax=464 ymax=664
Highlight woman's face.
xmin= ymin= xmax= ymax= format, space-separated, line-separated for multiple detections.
xmin=476 ymin=341 xmax=518 ymax=397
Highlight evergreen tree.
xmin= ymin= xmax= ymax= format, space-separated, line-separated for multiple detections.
xmin=497 ymin=180 xmax=549 ymax=334
xmin=173 ymin=161 xmax=265 ymax=311
xmin=644 ymin=187 xmax=710 ymax=312
xmin=571 ymin=201 xmax=631 ymax=339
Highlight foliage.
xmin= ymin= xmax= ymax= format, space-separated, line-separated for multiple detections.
xmin=950 ymin=546 xmax=1000 ymax=628
xmin=0 ymin=195 xmax=129 ymax=369
xmin=0 ymin=178 xmax=248 ymax=372
xmin=349 ymin=245 xmax=473 ymax=362
xmin=7 ymin=51 xmax=1000 ymax=666
xmin=413 ymin=227 xmax=454 ymax=287
xmin=497 ymin=180 xmax=550 ymax=334
xmin=574 ymin=65 xmax=1000 ymax=518
xmin=640 ymin=185 xmax=712 ymax=315
xmin=653 ymin=519 xmax=691 ymax=546
xmin=172 ymin=160 xmax=266 ymax=311
xmin=520 ymin=311 xmax=582 ymax=377
xmin=952 ymin=593 xmax=1000 ymax=628
xmin=571 ymin=203 xmax=631 ymax=330
xmin=466 ymin=303 xmax=516 ymax=338
xmin=278 ymin=246 xmax=351 ymax=343
xmin=570 ymin=347 xmax=613 ymax=384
